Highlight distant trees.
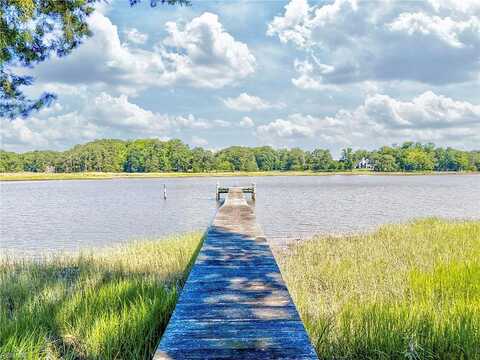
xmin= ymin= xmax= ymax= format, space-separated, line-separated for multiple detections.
xmin=278 ymin=148 xmax=304 ymax=171
xmin=167 ymin=139 xmax=192 ymax=172
xmin=471 ymin=151 xmax=480 ymax=171
xmin=51 ymin=139 xmax=127 ymax=172
xmin=21 ymin=151 xmax=59 ymax=172
xmin=339 ymin=148 xmax=354 ymax=170
xmin=399 ymin=143 xmax=435 ymax=171
xmin=371 ymin=153 xmax=397 ymax=172
xmin=307 ymin=149 xmax=334 ymax=171
xmin=191 ymin=147 xmax=215 ymax=172
xmin=253 ymin=147 xmax=278 ymax=171
xmin=122 ymin=139 xmax=192 ymax=172
xmin=353 ymin=149 xmax=369 ymax=164
xmin=435 ymin=147 xmax=470 ymax=171
xmin=0 ymin=151 xmax=23 ymax=172
xmin=216 ymin=147 xmax=258 ymax=172
xmin=1 ymin=140 xmax=479 ymax=173
xmin=364 ymin=143 xmax=478 ymax=172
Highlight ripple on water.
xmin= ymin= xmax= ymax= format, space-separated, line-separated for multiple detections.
xmin=1 ymin=175 xmax=479 ymax=256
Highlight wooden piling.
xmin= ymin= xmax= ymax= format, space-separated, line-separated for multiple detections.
xmin=154 ymin=188 xmax=317 ymax=359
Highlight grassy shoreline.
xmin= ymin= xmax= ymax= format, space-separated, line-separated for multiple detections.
xmin=1 ymin=170 xmax=478 ymax=181
xmin=0 ymin=233 xmax=204 ymax=359
xmin=279 ymin=218 xmax=480 ymax=359
xmin=2 ymin=220 xmax=479 ymax=359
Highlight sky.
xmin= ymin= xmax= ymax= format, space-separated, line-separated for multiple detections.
xmin=2 ymin=0 xmax=480 ymax=156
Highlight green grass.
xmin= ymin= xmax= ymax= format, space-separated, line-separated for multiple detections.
xmin=3 ymin=220 xmax=479 ymax=359
xmin=0 ymin=232 xmax=203 ymax=360
xmin=1 ymin=170 xmax=475 ymax=181
xmin=278 ymin=219 xmax=480 ymax=359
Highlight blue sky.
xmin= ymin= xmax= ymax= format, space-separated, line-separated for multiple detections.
xmin=2 ymin=0 xmax=480 ymax=156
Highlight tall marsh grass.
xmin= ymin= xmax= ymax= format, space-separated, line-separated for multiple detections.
xmin=279 ymin=219 xmax=480 ymax=359
xmin=0 ymin=232 xmax=203 ymax=359
xmin=2 ymin=220 xmax=478 ymax=359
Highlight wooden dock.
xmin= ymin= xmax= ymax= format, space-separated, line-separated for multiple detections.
xmin=154 ymin=188 xmax=317 ymax=359
xmin=216 ymin=183 xmax=256 ymax=201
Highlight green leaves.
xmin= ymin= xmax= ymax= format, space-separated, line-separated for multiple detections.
xmin=1 ymin=139 xmax=479 ymax=174
xmin=0 ymin=0 xmax=190 ymax=119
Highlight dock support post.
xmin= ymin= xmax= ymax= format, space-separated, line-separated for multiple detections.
xmin=216 ymin=182 xmax=220 ymax=201
xmin=163 ymin=184 xmax=167 ymax=200
xmin=252 ymin=182 xmax=256 ymax=201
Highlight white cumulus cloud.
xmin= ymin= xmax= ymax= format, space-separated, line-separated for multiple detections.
xmin=33 ymin=12 xmax=255 ymax=93
xmin=257 ymin=115 xmax=318 ymax=139
xmin=162 ymin=12 xmax=256 ymax=88
xmin=1 ymin=91 xmax=216 ymax=152
xmin=256 ymin=91 xmax=480 ymax=149
xmin=239 ymin=116 xmax=255 ymax=128
xmin=427 ymin=0 xmax=480 ymax=13
xmin=387 ymin=12 xmax=480 ymax=48
xmin=268 ymin=0 xmax=480 ymax=87
xmin=222 ymin=93 xmax=285 ymax=111
xmin=123 ymin=28 xmax=149 ymax=44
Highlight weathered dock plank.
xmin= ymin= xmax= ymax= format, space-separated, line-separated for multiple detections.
xmin=154 ymin=188 xmax=317 ymax=359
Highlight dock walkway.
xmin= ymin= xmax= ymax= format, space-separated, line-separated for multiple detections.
xmin=155 ymin=188 xmax=317 ymax=359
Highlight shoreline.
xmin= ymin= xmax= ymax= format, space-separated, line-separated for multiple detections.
xmin=1 ymin=170 xmax=479 ymax=182
xmin=2 ymin=219 xmax=479 ymax=358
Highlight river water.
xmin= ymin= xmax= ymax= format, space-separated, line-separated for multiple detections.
xmin=1 ymin=175 xmax=479 ymax=256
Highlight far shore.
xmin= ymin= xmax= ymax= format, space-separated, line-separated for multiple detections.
xmin=1 ymin=170 xmax=479 ymax=181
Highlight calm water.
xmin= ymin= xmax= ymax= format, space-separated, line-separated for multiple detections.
xmin=1 ymin=175 xmax=479 ymax=256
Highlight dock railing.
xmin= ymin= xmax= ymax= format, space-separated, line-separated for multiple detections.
xmin=216 ymin=182 xmax=256 ymax=201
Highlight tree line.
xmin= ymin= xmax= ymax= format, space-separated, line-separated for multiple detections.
xmin=1 ymin=139 xmax=479 ymax=173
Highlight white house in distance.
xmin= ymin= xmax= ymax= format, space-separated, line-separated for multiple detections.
xmin=356 ymin=157 xmax=374 ymax=170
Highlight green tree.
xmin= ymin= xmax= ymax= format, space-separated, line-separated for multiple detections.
xmin=283 ymin=148 xmax=306 ymax=171
xmin=191 ymin=147 xmax=215 ymax=172
xmin=142 ymin=140 xmax=170 ymax=172
xmin=57 ymin=139 xmax=126 ymax=172
xmin=307 ymin=149 xmax=333 ymax=171
xmin=435 ymin=147 xmax=470 ymax=171
xmin=253 ymin=146 xmax=278 ymax=171
xmin=216 ymin=160 xmax=233 ymax=171
xmin=468 ymin=151 xmax=480 ymax=171
xmin=1 ymin=139 xmax=479 ymax=174
xmin=340 ymin=147 xmax=354 ymax=170
xmin=403 ymin=147 xmax=435 ymax=171
xmin=166 ymin=139 xmax=192 ymax=172
xmin=353 ymin=149 xmax=370 ymax=164
xmin=1 ymin=0 xmax=190 ymax=118
xmin=215 ymin=146 xmax=258 ymax=172
xmin=371 ymin=153 xmax=397 ymax=172
xmin=124 ymin=140 xmax=148 ymax=172
xmin=454 ymin=151 xmax=470 ymax=171
xmin=0 ymin=150 xmax=23 ymax=171
xmin=21 ymin=150 xmax=59 ymax=172
xmin=276 ymin=149 xmax=290 ymax=170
